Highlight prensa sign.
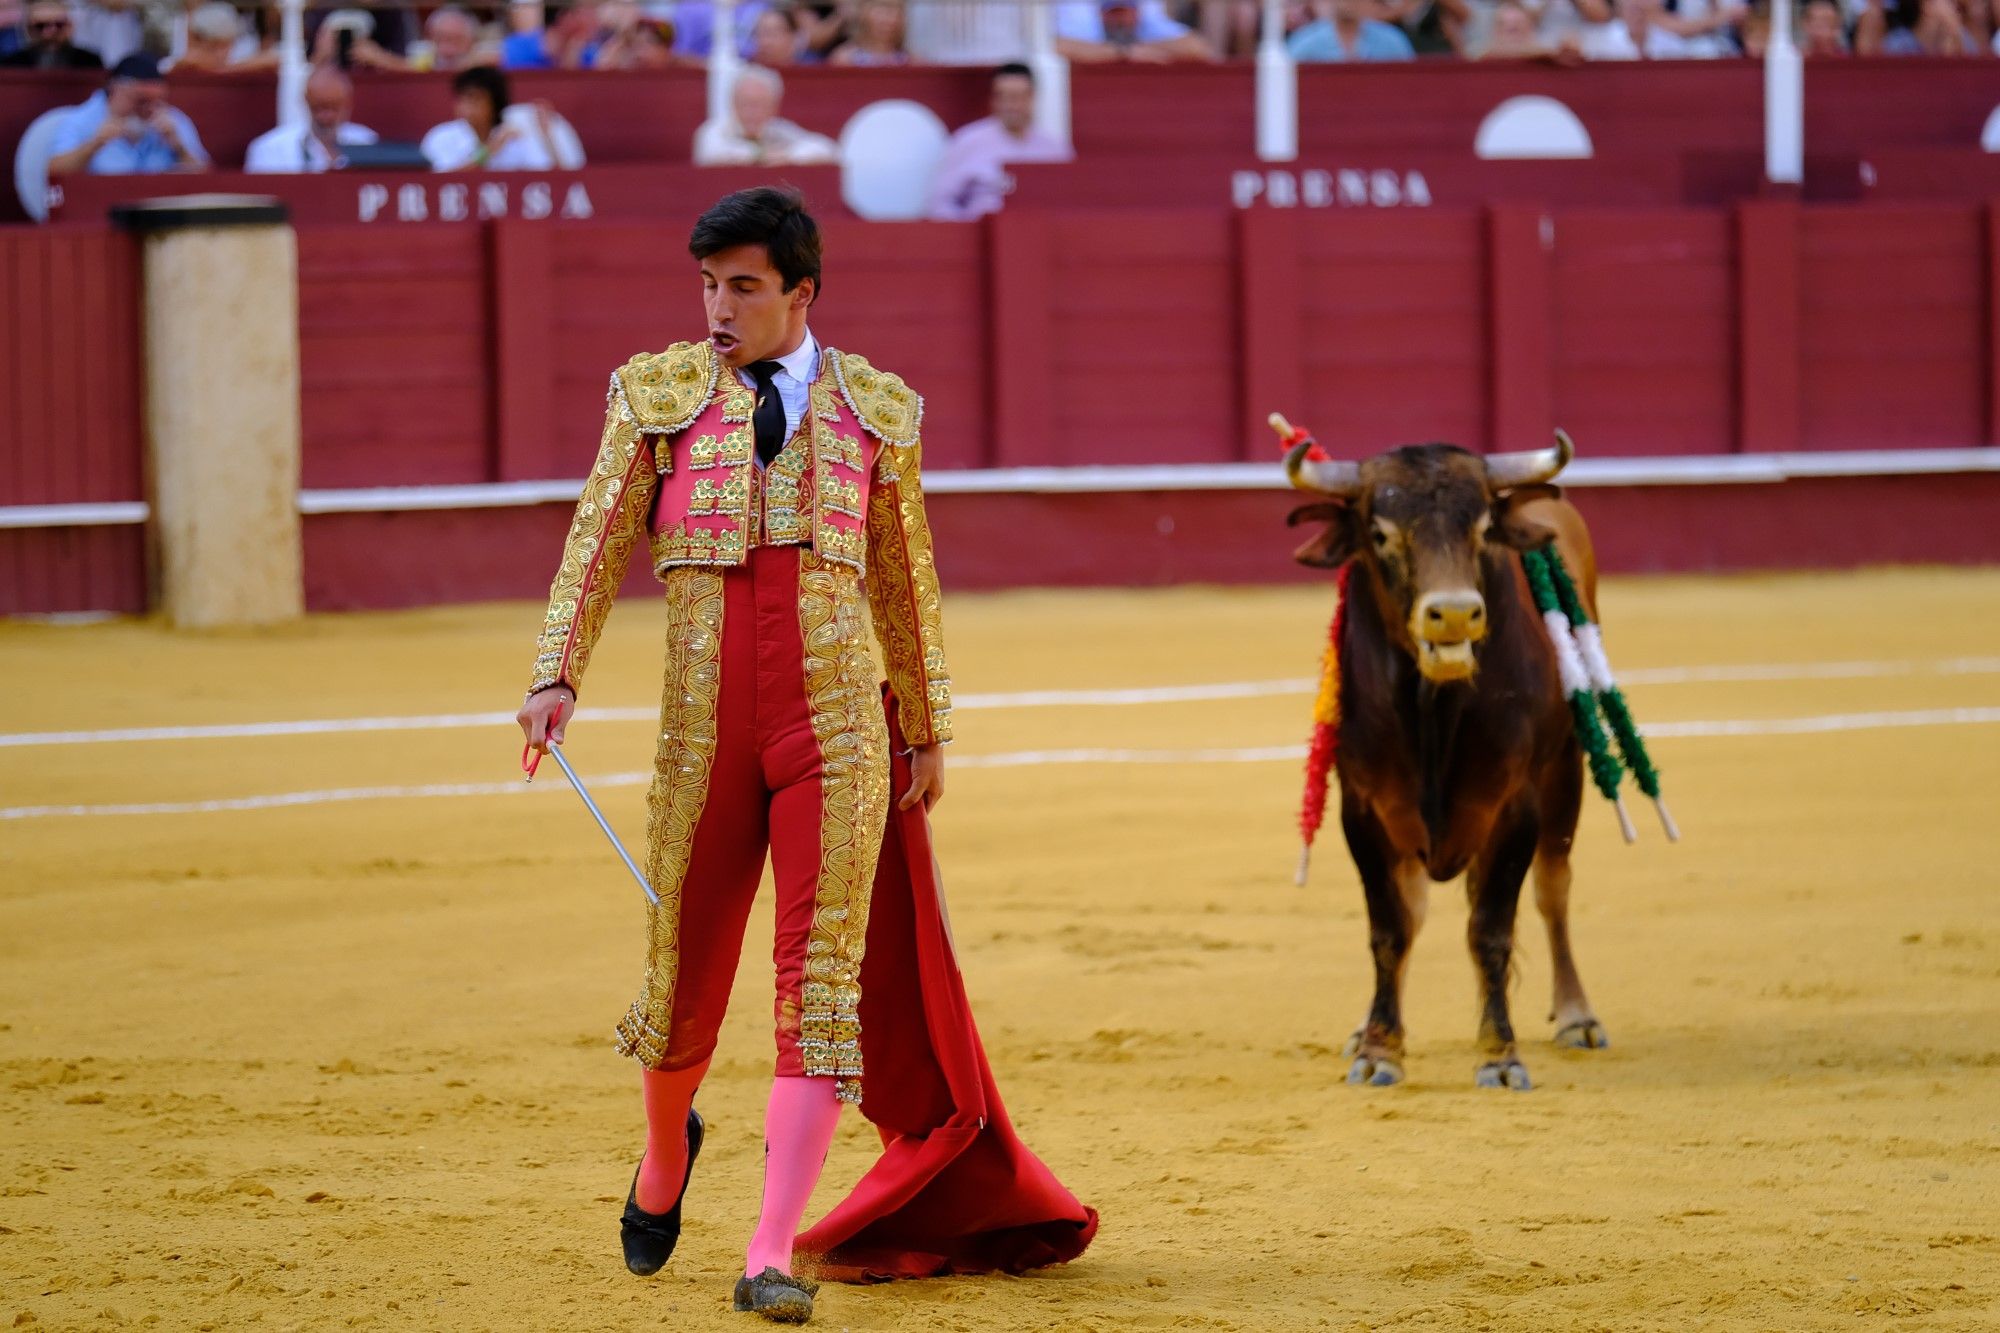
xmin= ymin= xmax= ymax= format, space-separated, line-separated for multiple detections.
xmin=1231 ymin=169 xmax=1434 ymax=210
xmin=355 ymin=180 xmax=598 ymax=223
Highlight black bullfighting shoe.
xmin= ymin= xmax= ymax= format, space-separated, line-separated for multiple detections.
xmin=731 ymin=1267 xmax=818 ymax=1323
xmin=619 ymin=1108 xmax=704 ymax=1276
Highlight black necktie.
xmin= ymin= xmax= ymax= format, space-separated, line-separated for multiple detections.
xmin=748 ymin=360 xmax=785 ymax=465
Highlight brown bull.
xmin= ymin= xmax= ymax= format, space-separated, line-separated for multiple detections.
xmin=1285 ymin=434 xmax=1606 ymax=1091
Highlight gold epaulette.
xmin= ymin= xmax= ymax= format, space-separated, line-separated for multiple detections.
xmin=829 ymin=349 xmax=923 ymax=449
xmin=617 ymin=341 xmax=722 ymax=434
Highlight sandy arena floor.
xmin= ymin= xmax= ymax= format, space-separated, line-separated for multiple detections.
xmin=3 ymin=569 xmax=1998 ymax=1331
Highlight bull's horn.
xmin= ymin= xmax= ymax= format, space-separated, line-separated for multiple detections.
xmin=1284 ymin=440 xmax=1361 ymax=496
xmin=1485 ymin=429 xmax=1575 ymax=489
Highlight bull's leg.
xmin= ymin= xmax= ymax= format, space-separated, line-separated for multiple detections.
xmin=1466 ymin=809 xmax=1538 ymax=1091
xmin=1533 ymin=744 xmax=1608 ymax=1049
xmin=1339 ymin=803 xmax=1425 ymax=1087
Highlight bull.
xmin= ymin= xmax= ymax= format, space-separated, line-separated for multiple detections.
xmin=1284 ymin=433 xmax=1607 ymax=1091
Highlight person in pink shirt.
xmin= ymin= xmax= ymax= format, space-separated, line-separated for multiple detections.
xmin=925 ymin=62 xmax=1071 ymax=222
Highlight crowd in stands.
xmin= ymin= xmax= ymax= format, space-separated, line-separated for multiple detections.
xmin=6 ymin=0 xmax=2000 ymax=74
xmin=9 ymin=0 xmax=2000 ymax=220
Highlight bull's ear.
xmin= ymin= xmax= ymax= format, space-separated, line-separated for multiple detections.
xmin=1287 ymin=501 xmax=1358 ymax=569
xmin=1492 ymin=483 xmax=1562 ymax=550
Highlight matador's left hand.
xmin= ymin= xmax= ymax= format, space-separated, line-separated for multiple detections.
xmin=900 ymin=743 xmax=944 ymax=812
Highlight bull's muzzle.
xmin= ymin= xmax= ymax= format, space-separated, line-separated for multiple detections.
xmin=1412 ymin=590 xmax=1487 ymax=681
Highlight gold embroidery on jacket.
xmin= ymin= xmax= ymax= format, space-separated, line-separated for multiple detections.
xmin=796 ymin=556 xmax=891 ymax=1104
xmin=614 ymin=569 xmax=725 ymax=1068
xmin=830 ymin=350 xmax=923 ymax=448
xmin=621 ymin=342 xmax=720 ymax=436
xmin=863 ymin=442 xmax=953 ymax=746
xmin=529 ymin=373 xmax=658 ymax=695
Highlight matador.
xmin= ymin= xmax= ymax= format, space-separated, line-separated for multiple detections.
xmin=517 ymin=188 xmax=1092 ymax=1323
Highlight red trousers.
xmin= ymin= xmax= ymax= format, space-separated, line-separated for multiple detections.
xmin=614 ymin=545 xmax=889 ymax=1099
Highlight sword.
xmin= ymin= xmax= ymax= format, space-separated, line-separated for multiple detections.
xmin=522 ymin=708 xmax=659 ymax=907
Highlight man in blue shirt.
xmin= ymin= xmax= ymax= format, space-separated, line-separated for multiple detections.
xmin=47 ymin=54 xmax=210 ymax=176
xmin=1287 ymin=0 xmax=1418 ymax=59
xmin=1054 ymin=0 xmax=1215 ymax=60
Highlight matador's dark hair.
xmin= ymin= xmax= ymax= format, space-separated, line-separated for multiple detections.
xmin=688 ymin=186 xmax=823 ymax=302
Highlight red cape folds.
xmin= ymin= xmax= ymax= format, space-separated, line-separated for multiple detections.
xmin=797 ymin=690 xmax=1100 ymax=1283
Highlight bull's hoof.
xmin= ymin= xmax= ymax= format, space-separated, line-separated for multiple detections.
xmin=1553 ymin=1019 xmax=1610 ymax=1050
xmin=1474 ymin=1059 xmax=1533 ymax=1091
xmin=1346 ymin=1055 xmax=1405 ymax=1087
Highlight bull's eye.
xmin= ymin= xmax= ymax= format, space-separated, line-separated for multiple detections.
xmin=1371 ymin=519 xmax=1396 ymax=551
xmin=1474 ymin=514 xmax=1493 ymax=544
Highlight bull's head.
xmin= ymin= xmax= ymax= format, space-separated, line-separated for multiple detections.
xmin=1285 ymin=434 xmax=1572 ymax=684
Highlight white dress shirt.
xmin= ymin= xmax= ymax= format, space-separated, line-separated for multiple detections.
xmin=243 ymin=122 xmax=379 ymax=174
xmin=733 ymin=328 xmax=819 ymax=460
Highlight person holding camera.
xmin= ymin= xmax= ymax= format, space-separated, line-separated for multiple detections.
xmin=47 ymin=54 xmax=210 ymax=176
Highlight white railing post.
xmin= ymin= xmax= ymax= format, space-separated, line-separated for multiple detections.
xmin=709 ymin=0 xmax=741 ymax=128
xmin=277 ymin=0 xmax=307 ymax=130
xmin=1255 ymin=0 xmax=1296 ymax=162
xmin=1027 ymin=1 xmax=1071 ymax=153
xmin=1764 ymin=0 xmax=1803 ymax=184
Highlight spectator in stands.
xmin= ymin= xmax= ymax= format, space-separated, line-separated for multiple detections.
xmin=168 ymin=2 xmax=277 ymax=71
xmin=1476 ymin=0 xmax=1572 ymax=54
xmin=903 ymin=0 xmax=1037 ymax=63
xmin=692 ymin=65 xmax=837 ymax=164
xmin=663 ymin=0 xmax=768 ymax=58
xmin=749 ymin=5 xmax=803 ymax=62
xmin=423 ymin=66 xmax=571 ymax=170
xmin=927 ymin=61 xmax=1069 ymax=221
xmin=1647 ymin=0 xmax=1745 ymax=54
xmin=0 ymin=0 xmax=23 ymax=59
xmin=68 ymin=0 xmax=140 ymax=67
xmin=595 ymin=10 xmax=688 ymax=65
xmin=47 ymin=54 xmax=209 ymax=175
xmin=1519 ymin=0 xmax=1613 ymax=47
xmin=0 ymin=0 xmax=104 ymax=66
xmin=1054 ymin=0 xmax=1218 ymax=59
xmin=1579 ymin=0 xmax=1685 ymax=54
xmin=503 ymin=0 xmax=605 ymax=67
xmin=1856 ymin=0 xmax=1976 ymax=49
xmin=1287 ymin=0 xmax=1417 ymax=58
xmin=1801 ymin=0 xmax=1851 ymax=50
xmin=828 ymin=0 xmax=912 ymax=62
xmin=244 ymin=66 xmax=378 ymax=172
xmin=1379 ymin=0 xmax=1471 ymax=52
xmin=417 ymin=5 xmax=496 ymax=68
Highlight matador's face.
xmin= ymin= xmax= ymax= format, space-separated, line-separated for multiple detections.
xmin=700 ymin=243 xmax=814 ymax=370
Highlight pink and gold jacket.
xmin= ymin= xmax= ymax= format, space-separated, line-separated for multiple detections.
xmin=527 ymin=339 xmax=952 ymax=747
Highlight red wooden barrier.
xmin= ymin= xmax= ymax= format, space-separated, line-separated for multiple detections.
xmin=296 ymin=226 xmax=492 ymax=487
xmin=1799 ymin=205 xmax=1985 ymax=452
xmin=0 ymin=226 xmax=145 ymax=614
xmin=11 ymin=195 xmax=2000 ymax=614
xmin=1550 ymin=209 xmax=1735 ymax=457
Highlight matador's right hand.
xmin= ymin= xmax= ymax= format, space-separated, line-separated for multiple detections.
xmin=518 ymin=686 xmax=575 ymax=754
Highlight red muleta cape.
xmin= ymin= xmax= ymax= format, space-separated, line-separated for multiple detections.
xmin=797 ymin=688 xmax=1100 ymax=1282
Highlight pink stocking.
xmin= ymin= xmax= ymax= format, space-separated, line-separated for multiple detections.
xmin=743 ymin=1075 xmax=842 ymax=1277
xmin=634 ymin=1059 xmax=709 ymax=1213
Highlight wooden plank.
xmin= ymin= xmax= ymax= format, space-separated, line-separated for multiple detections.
xmin=491 ymin=221 xmax=556 ymax=482
xmin=1736 ymin=199 xmax=1802 ymax=455
xmin=987 ymin=210 xmax=1056 ymax=467
xmin=1988 ymin=201 xmax=2000 ymax=448
xmin=0 ymin=233 xmax=19 ymax=505
xmin=1236 ymin=209 xmax=1303 ymax=461
xmin=1486 ymin=203 xmax=1553 ymax=453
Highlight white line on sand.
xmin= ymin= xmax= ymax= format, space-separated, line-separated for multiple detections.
xmin=5 ymin=657 xmax=1999 ymax=751
xmin=5 ymin=707 xmax=1998 ymax=820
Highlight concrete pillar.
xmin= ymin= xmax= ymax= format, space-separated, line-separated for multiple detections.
xmin=115 ymin=196 xmax=302 ymax=629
